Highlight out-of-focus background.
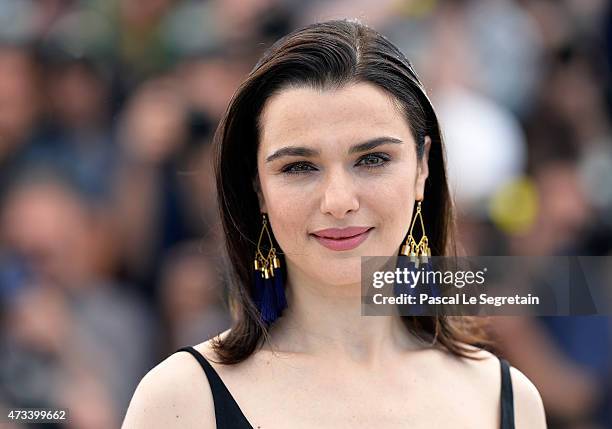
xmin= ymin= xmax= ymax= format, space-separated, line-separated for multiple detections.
xmin=0 ymin=0 xmax=610 ymax=428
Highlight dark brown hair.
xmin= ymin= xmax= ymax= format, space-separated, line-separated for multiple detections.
xmin=211 ymin=19 xmax=491 ymax=364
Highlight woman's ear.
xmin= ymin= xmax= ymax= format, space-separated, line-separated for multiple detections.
xmin=414 ymin=136 xmax=431 ymax=201
xmin=252 ymin=174 xmax=267 ymax=212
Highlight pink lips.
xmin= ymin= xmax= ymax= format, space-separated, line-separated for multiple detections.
xmin=311 ymin=226 xmax=373 ymax=251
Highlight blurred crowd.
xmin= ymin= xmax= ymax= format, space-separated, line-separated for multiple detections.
xmin=0 ymin=0 xmax=610 ymax=428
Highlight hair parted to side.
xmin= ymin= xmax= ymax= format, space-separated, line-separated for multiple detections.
xmin=210 ymin=18 xmax=493 ymax=364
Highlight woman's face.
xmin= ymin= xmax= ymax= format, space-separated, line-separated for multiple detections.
xmin=256 ymin=82 xmax=430 ymax=287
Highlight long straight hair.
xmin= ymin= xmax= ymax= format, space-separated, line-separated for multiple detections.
xmin=211 ymin=19 xmax=491 ymax=364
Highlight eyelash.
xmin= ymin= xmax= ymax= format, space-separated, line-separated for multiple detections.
xmin=281 ymin=153 xmax=391 ymax=176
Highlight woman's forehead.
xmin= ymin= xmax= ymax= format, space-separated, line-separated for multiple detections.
xmin=258 ymin=82 xmax=413 ymax=152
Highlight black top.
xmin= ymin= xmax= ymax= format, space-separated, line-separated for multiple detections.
xmin=176 ymin=346 xmax=515 ymax=429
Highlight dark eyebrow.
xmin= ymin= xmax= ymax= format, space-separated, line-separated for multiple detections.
xmin=265 ymin=136 xmax=403 ymax=163
xmin=348 ymin=136 xmax=403 ymax=154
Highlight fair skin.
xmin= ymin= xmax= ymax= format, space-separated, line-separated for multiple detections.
xmin=122 ymin=82 xmax=547 ymax=428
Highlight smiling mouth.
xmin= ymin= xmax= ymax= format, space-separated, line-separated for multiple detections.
xmin=315 ymin=228 xmax=373 ymax=240
xmin=310 ymin=227 xmax=374 ymax=251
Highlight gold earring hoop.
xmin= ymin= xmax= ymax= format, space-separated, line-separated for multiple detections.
xmin=254 ymin=213 xmax=280 ymax=279
xmin=400 ymin=200 xmax=431 ymax=267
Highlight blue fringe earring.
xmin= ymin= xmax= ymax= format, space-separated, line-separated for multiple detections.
xmin=253 ymin=213 xmax=287 ymax=324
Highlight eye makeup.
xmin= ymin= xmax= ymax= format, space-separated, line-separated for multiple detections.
xmin=280 ymin=152 xmax=392 ymax=176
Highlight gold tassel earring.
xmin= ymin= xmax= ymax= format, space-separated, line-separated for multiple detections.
xmin=400 ymin=200 xmax=431 ymax=268
xmin=254 ymin=213 xmax=280 ymax=279
xmin=253 ymin=213 xmax=286 ymax=324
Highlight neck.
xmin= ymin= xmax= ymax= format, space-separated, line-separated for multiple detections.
xmin=266 ymin=261 xmax=429 ymax=364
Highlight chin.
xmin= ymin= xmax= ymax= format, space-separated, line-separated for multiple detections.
xmin=315 ymin=261 xmax=363 ymax=286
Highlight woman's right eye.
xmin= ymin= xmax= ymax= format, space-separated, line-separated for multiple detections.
xmin=281 ymin=162 xmax=316 ymax=175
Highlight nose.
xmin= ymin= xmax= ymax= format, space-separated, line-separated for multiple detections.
xmin=320 ymin=166 xmax=359 ymax=219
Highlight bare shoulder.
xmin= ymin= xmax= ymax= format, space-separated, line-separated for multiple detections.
xmin=508 ymin=365 xmax=547 ymax=428
xmin=454 ymin=344 xmax=547 ymax=428
xmin=121 ymin=333 xmax=229 ymax=429
xmin=443 ymin=344 xmax=505 ymax=385
xmin=192 ymin=328 xmax=232 ymax=361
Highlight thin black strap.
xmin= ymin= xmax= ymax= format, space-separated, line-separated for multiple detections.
xmin=499 ymin=357 xmax=515 ymax=429
xmin=176 ymin=346 xmax=253 ymax=429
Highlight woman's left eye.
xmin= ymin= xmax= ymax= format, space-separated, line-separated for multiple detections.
xmin=356 ymin=153 xmax=391 ymax=169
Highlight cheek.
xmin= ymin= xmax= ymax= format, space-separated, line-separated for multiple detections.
xmin=262 ymin=182 xmax=308 ymax=251
xmin=366 ymin=162 xmax=416 ymax=216
xmin=365 ymin=177 xmax=415 ymax=250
